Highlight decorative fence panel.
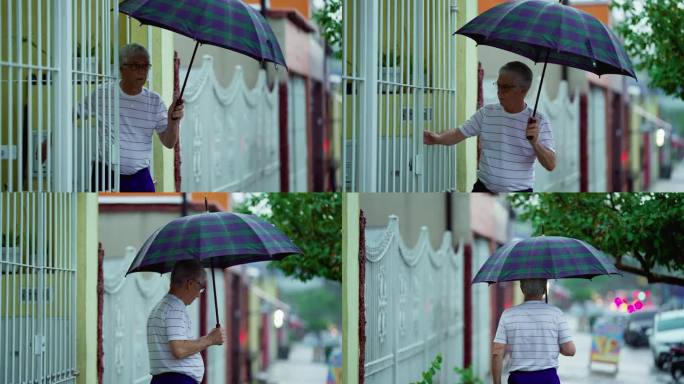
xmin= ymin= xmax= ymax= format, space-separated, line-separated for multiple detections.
xmin=180 ymin=56 xmax=280 ymax=192
xmin=0 ymin=193 xmax=78 ymax=383
xmin=364 ymin=215 xmax=463 ymax=383
xmin=343 ymin=0 xmax=459 ymax=192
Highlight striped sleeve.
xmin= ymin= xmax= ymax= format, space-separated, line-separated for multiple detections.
xmin=154 ymin=95 xmax=168 ymax=134
xmin=166 ymin=307 xmax=188 ymax=341
xmin=557 ymin=314 xmax=572 ymax=344
xmin=493 ymin=312 xmax=508 ymax=344
xmin=459 ymin=107 xmax=484 ymax=137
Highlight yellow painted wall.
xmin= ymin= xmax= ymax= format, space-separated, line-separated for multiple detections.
xmin=456 ymin=0 xmax=478 ymax=192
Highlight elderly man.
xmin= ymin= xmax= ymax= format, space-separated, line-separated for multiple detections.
xmin=423 ymin=61 xmax=556 ymax=192
xmin=147 ymin=260 xmax=225 ymax=384
xmin=492 ymin=279 xmax=576 ymax=384
xmin=79 ymin=43 xmax=183 ymax=192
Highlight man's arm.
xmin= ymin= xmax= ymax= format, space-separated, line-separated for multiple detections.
xmin=169 ymin=326 xmax=225 ymax=359
xmin=423 ymin=128 xmax=468 ymax=146
xmin=492 ymin=342 xmax=506 ymax=384
xmin=559 ymin=341 xmax=576 ymax=356
xmin=526 ymin=117 xmax=556 ymax=171
xmin=158 ymin=99 xmax=184 ymax=148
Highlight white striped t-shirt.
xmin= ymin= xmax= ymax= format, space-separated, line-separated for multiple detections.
xmin=459 ymin=103 xmax=555 ymax=192
xmin=494 ymin=300 xmax=573 ymax=372
xmin=147 ymin=294 xmax=204 ymax=383
xmin=79 ymin=83 xmax=168 ymax=175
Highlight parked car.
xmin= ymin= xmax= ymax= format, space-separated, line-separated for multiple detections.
xmin=624 ymin=310 xmax=657 ymax=347
xmin=649 ymin=309 xmax=684 ymax=369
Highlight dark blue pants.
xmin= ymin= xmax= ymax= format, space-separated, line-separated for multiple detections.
xmin=508 ymin=368 xmax=560 ymax=384
xmin=120 ymin=167 xmax=155 ymax=192
xmin=91 ymin=163 xmax=155 ymax=192
xmin=472 ymin=178 xmax=533 ymax=193
xmin=150 ymin=372 xmax=198 ymax=384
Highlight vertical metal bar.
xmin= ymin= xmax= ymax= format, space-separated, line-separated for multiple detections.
xmin=19 ymin=193 xmax=25 ymax=381
xmin=361 ymin=0 xmax=379 ymax=192
xmin=381 ymin=0 xmax=387 ymax=192
xmin=7 ymin=0 xmax=14 ymax=191
xmin=398 ymin=0 xmax=405 ymax=192
xmin=55 ymin=1 xmax=73 ymax=191
xmin=11 ymin=193 xmax=17 ymax=380
xmin=70 ymin=194 xmax=77 ymax=379
xmin=17 ymin=0 xmax=24 ymax=192
xmin=114 ymin=0 xmax=121 ymax=192
xmin=2 ymin=193 xmax=8 ymax=383
xmin=341 ymin=0 xmax=348 ymax=191
xmin=37 ymin=0 xmax=44 ymax=192
xmin=46 ymin=1 xmax=52 ymax=193
xmin=37 ymin=192 xmax=45 ymax=383
xmin=350 ymin=1 xmax=358 ymax=191
xmin=391 ymin=0 xmax=398 ymax=192
xmin=28 ymin=0 xmax=34 ymax=192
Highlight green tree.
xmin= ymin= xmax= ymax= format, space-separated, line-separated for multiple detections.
xmin=612 ymin=0 xmax=684 ymax=99
xmin=280 ymin=281 xmax=341 ymax=332
xmin=235 ymin=193 xmax=342 ymax=282
xmin=313 ymin=0 xmax=342 ymax=59
xmin=509 ymin=193 xmax=684 ymax=286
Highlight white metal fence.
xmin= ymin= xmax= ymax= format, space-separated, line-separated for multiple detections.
xmin=0 ymin=0 xmax=121 ymax=192
xmin=364 ymin=215 xmax=463 ymax=383
xmin=482 ymin=79 xmax=581 ymax=191
xmin=470 ymin=237 xmax=492 ymax=380
xmin=0 ymin=192 xmax=78 ymax=384
xmin=343 ymin=1 xmax=459 ymax=192
xmin=179 ymin=56 xmax=280 ymax=192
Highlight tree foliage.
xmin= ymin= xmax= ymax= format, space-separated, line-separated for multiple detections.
xmin=235 ymin=193 xmax=341 ymax=282
xmin=612 ymin=0 xmax=684 ymax=99
xmin=508 ymin=193 xmax=684 ymax=286
xmin=313 ymin=0 xmax=342 ymax=59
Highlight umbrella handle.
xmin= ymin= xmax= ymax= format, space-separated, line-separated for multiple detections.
xmin=528 ymin=49 xmax=550 ymax=140
xmin=210 ymin=258 xmax=220 ymax=328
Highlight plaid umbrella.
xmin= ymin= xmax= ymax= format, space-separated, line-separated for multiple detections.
xmin=454 ymin=0 xmax=636 ymax=138
xmin=126 ymin=203 xmax=301 ymax=326
xmin=119 ymin=0 xmax=287 ymax=101
xmin=472 ymin=236 xmax=621 ymax=284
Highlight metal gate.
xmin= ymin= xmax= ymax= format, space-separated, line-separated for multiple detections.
xmin=0 ymin=0 xmax=121 ymax=192
xmin=343 ymin=1 xmax=459 ymax=192
xmin=179 ymin=55 xmax=280 ymax=192
xmin=364 ymin=215 xmax=463 ymax=383
xmin=0 ymin=192 xmax=78 ymax=384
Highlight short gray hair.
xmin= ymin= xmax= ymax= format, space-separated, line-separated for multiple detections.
xmin=119 ymin=43 xmax=149 ymax=67
xmin=520 ymin=278 xmax=547 ymax=297
xmin=500 ymin=61 xmax=533 ymax=89
xmin=170 ymin=259 xmax=205 ymax=286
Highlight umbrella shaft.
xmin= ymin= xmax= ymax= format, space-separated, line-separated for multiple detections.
xmin=528 ymin=50 xmax=550 ymax=140
xmin=178 ymin=41 xmax=200 ymax=103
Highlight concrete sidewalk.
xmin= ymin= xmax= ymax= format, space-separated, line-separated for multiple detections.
xmin=262 ymin=343 xmax=328 ymax=384
xmin=649 ymin=158 xmax=684 ymax=191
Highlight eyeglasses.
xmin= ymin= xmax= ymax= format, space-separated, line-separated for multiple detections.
xmin=493 ymin=81 xmax=519 ymax=92
xmin=191 ymin=279 xmax=206 ymax=293
xmin=123 ymin=63 xmax=152 ymax=71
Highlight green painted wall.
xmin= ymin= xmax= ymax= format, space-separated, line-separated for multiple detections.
xmin=342 ymin=193 xmax=359 ymax=384
xmin=76 ymin=193 xmax=98 ymax=384
xmin=456 ymin=0 xmax=478 ymax=192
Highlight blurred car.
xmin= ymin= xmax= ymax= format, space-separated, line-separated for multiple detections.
xmin=624 ymin=310 xmax=657 ymax=347
xmin=649 ymin=309 xmax=684 ymax=369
